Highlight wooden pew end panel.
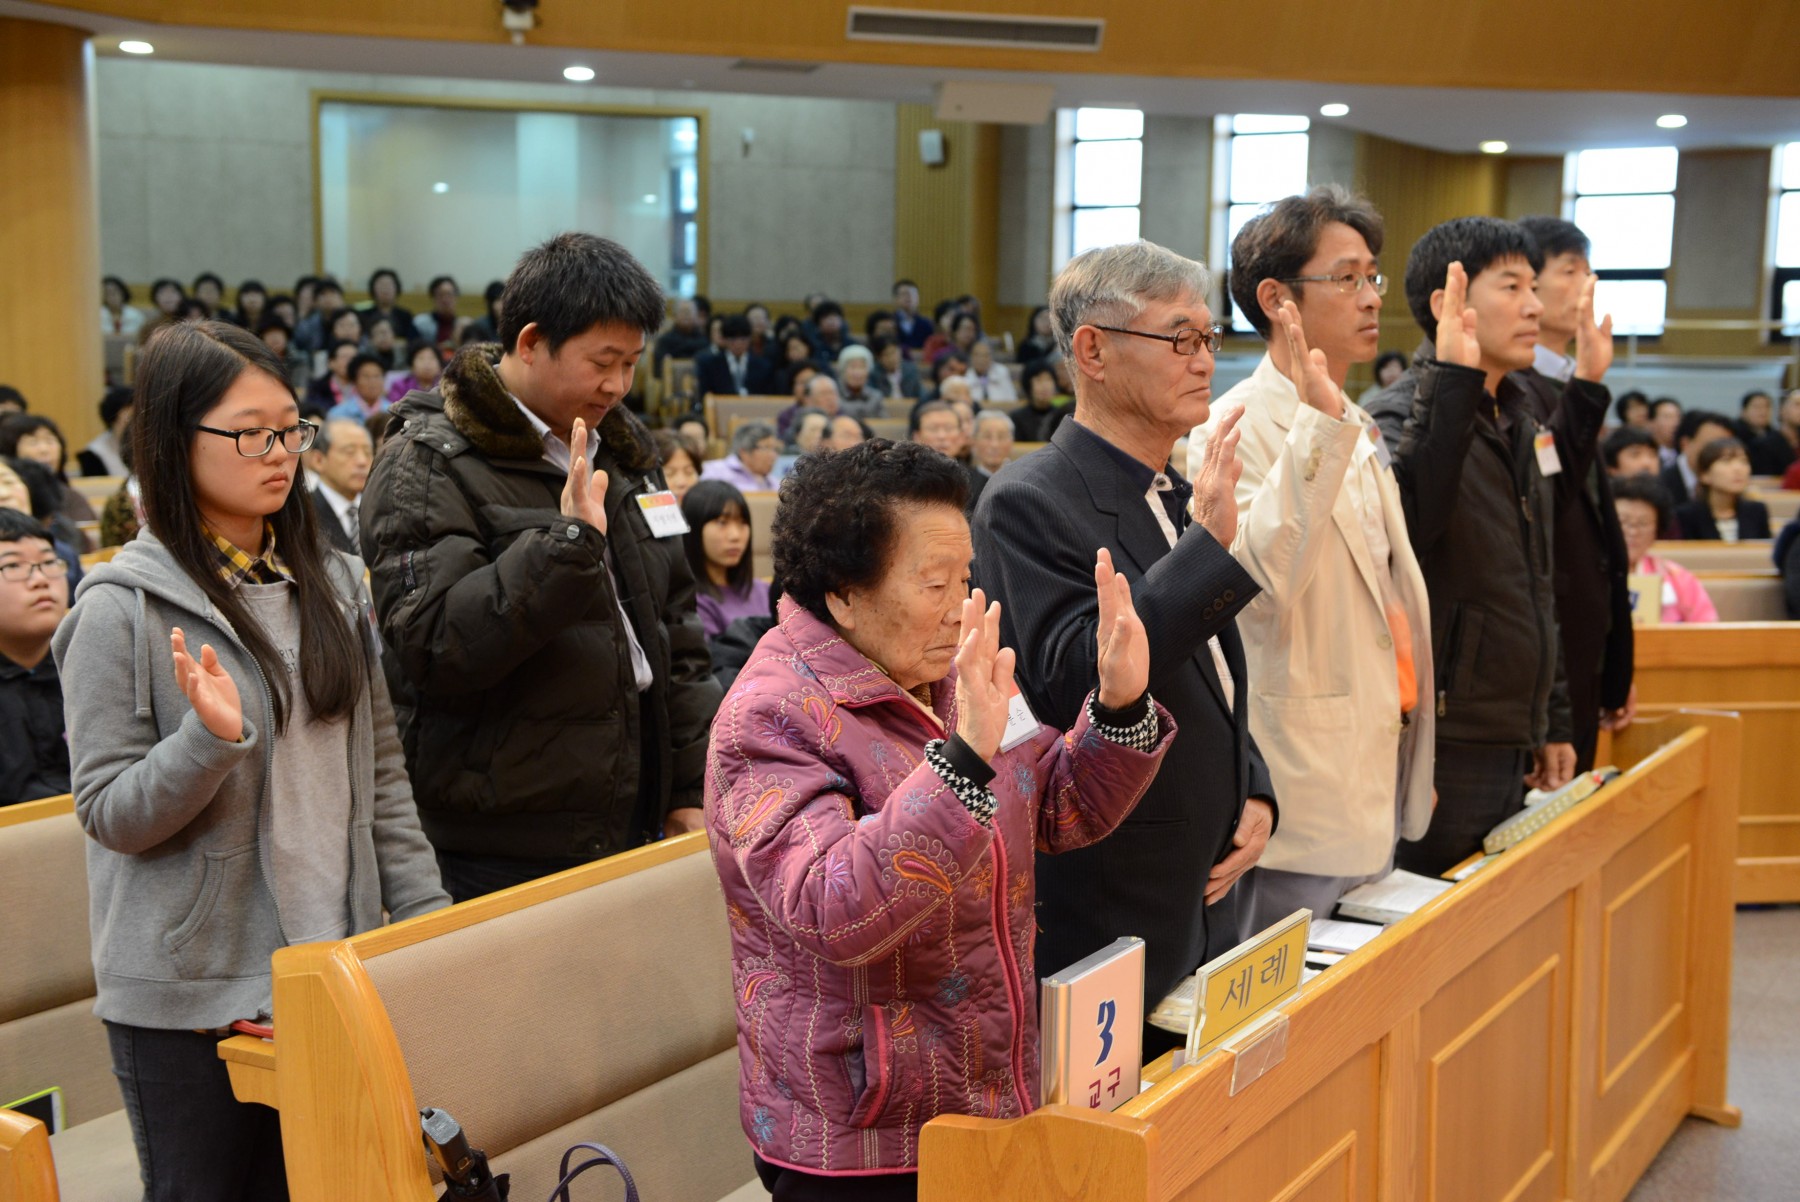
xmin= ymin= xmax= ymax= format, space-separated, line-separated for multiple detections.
xmin=919 ymin=1104 xmax=1156 ymax=1202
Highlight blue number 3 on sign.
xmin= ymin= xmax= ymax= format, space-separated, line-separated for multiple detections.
xmin=1096 ymin=999 xmax=1116 ymax=1064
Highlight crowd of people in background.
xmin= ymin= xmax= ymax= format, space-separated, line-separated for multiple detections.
xmin=9 ymin=202 xmax=1800 ymax=1199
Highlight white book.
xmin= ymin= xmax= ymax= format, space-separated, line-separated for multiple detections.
xmin=1307 ymin=918 xmax=1386 ymax=955
xmin=1040 ymin=937 xmax=1145 ymax=1111
xmin=1334 ymin=869 xmax=1454 ymax=924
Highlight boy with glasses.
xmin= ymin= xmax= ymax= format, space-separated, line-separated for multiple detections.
xmin=0 ymin=508 xmax=71 ymax=807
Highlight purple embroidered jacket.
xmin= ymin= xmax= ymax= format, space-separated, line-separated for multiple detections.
xmin=704 ymin=596 xmax=1173 ymax=1177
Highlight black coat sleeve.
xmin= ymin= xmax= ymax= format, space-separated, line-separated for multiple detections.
xmin=1392 ymin=360 xmax=1487 ymax=559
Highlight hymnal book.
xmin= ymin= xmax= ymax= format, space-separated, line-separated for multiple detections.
xmin=1306 ymin=918 xmax=1385 ymax=955
xmin=1334 ymin=869 xmax=1454 ymax=924
xmin=1148 ymin=972 xmax=1198 ymax=1035
xmin=1482 ymin=767 xmax=1620 ymax=854
xmin=3 ymin=1086 xmax=63 ymax=1135
xmin=1040 ymin=936 xmax=1144 ymax=1112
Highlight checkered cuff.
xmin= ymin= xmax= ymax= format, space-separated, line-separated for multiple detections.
xmin=925 ymin=738 xmax=999 ymax=827
xmin=1088 ymin=692 xmax=1160 ymax=752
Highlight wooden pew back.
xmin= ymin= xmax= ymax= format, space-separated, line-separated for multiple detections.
xmin=742 ymin=490 xmax=779 ymax=583
xmin=0 ymin=797 xmax=116 ymax=1130
xmin=272 ymin=834 xmax=752 ymax=1202
xmin=1650 ymin=540 xmax=1773 ymax=573
xmin=1630 ymin=622 xmax=1800 ymax=901
xmin=920 ymin=716 xmax=1740 ymax=1201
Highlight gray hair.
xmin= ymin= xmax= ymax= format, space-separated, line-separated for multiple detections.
xmin=836 ymin=344 xmax=874 ymax=370
xmin=803 ymin=373 xmax=841 ymax=401
xmin=1049 ymin=240 xmax=1212 ymax=359
xmin=312 ymin=416 xmax=371 ymax=454
xmin=973 ymin=409 xmax=1014 ymax=434
xmin=732 ymin=420 xmax=776 ymax=453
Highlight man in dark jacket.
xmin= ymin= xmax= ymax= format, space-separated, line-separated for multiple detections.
xmin=694 ymin=314 xmax=774 ymax=397
xmin=0 ymin=509 xmax=70 ymax=807
xmin=1364 ymin=217 xmax=1610 ymax=875
xmin=1512 ymin=216 xmax=1634 ymax=773
xmin=361 ymin=233 xmax=722 ymax=900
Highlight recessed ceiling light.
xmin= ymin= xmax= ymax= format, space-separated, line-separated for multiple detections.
xmin=1479 ymin=140 xmax=1510 ymax=154
xmin=1319 ymin=103 xmax=1349 ymax=118
xmin=432 ymin=182 xmax=449 ymax=194
xmin=1656 ymin=113 xmax=1688 ymax=129
xmin=563 ymin=65 xmax=596 ymax=83
xmin=119 ymin=40 xmax=154 ymax=55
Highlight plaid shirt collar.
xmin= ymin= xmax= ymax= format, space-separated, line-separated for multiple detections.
xmin=209 ymin=524 xmax=293 ymax=586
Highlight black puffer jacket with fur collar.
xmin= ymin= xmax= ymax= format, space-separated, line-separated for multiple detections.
xmin=361 ymin=344 xmax=721 ymax=862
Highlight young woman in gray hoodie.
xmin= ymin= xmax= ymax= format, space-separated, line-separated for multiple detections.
xmin=53 ymin=321 xmax=449 ymax=1201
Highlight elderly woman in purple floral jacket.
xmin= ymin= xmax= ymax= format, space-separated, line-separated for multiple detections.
xmin=704 ymin=439 xmax=1173 ymax=1201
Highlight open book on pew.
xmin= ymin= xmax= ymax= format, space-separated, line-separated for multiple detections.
xmin=1333 ymin=869 xmax=1454 ymax=924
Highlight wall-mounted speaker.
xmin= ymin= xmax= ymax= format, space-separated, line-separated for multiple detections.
xmin=919 ymin=128 xmax=946 ymax=167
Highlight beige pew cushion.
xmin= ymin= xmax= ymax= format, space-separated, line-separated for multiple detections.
xmin=0 ymin=998 xmax=116 ymax=1129
xmin=50 ymin=1109 xmax=139 ymax=1202
xmin=1704 ymin=577 xmax=1789 ymax=622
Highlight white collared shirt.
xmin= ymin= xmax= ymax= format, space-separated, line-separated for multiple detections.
xmin=315 ymin=480 xmax=361 ymax=549
xmin=510 ymin=397 xmax=654 ymax=692
xmin=1533 ymin=342 xmax=1575 ymax=384
xmin=1142 ymin=473 xmax=1234 ymax=712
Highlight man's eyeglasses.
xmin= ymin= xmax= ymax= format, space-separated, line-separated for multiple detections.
xmin=196 ymin=421 xmax=318 ymax=458
xmin=1279 ymin=272 xmax=1388 ymax=297
xmin=1090 ymin=324 xmax=1224 ymax=356
xmin=0 ymin=557 xmax=71 ymax=583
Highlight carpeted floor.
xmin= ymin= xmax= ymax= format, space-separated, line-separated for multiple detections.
xmin=1627 ymin=905 xmax=1799 ymax=1201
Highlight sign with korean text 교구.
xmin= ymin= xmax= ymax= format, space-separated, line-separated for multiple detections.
xmin=1185 ymin=909 xmax=1309 ymax=1059
xmin=1040 ymin=937 xmax=1145 ymax=1113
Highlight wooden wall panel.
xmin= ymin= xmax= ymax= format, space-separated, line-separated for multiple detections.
xmin=0 ymin=18 xmax=103 ymax=443
xmin=1355 ymin=134 xmax=1507 ymax=357
xmin=893 ymin=104 xmax=1000 ymax=318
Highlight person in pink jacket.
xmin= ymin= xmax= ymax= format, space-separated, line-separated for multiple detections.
xmin=705 ymin=439 xmax=1172 ymax=1200
xmin=1613 ymin=474 xmax=1718 ymax=623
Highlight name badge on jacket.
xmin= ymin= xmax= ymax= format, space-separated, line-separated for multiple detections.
xmin=1533 ymin=430 xmax=1563 ymax=477
xmin=636 ymin=491 xmax=690 ymax=537
xmin=1000 ymin=685 xmax=1043 ymax=752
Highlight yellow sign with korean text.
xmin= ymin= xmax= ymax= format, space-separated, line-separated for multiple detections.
xmin=1185 ymin=909 xmax=1310 ymax=1058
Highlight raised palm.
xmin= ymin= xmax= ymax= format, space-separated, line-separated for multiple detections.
xmin=171 ymin=627 xmax=243 ymax=743
xmin=1094 ymin=548 xmax=1149 ymax=709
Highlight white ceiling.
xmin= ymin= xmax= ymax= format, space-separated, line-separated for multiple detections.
xmin=9 ymin=0 xmax=1800 ymax=155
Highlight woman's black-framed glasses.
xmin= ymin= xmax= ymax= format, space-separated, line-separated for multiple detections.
xmin=1091 ymin=324 xmax=1224 ymax=356
xmin=195 ymin=420 xmax=318 ymax=458
xmin=1279 ymin=271 xmax=1388 ymax=296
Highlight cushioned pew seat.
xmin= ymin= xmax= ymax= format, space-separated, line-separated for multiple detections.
xmin=50 ymin=1110 xmax=140 ymax=1202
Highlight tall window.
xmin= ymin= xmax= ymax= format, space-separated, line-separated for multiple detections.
xmin=1565 ymin=146 xmax=1678 ymax=336
xmin=1217 ymin=114 xmax=1310 ymax=332
xmin=1771 ymin=142 xmax=1800 ymax=335
xmin=1053 ymin=107 xmax=1144 ymax=269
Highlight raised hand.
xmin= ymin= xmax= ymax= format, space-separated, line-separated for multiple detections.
xmin=1275 ymin=300 xmax=1344 ymax=419
xmin=953 ymin=588 xmax=1017 ymax=762
xmin=1434 ymin=262 xmax=1480 ymax=369
xmin=1191 ymin=403 xmax=1245 ymax=547
xmin=171 ymin=627 xmax=244 ymax=743
xmin=1573 ymin=273 xmax=1615 ymax=383
xmin=559 ymin=417 xmax=610 ymax=536
xmin=1094 ymin=548 xmax=1149 ymax=709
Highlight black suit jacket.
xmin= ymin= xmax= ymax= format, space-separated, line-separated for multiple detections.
xmin=971 ymin=420 xmax=1272 ymax=1006
xmin=695 ymin=349 xmax=774 ymax=398
xmin=1674 ymin=498 xmax=1772 ymax=542
xmin=311 ymin=487 xmax=357 ymax=554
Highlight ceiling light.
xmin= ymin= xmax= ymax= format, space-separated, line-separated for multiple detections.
xmin=1656 ymin=113 xmax=1688 ymax=129
xmin=119 ymin=40 xmax=154 ymax=55
xmin=642 ymin=193 xmax=659 ymax=204
xmin=1319 ymin=103 xmax=1349 ymax=118
xmin=432 ymin=182 xmax=449 ymax=194
xmin=562 ymin=65 xmax=596 ymax=82
xmin=1479 ymin=140 xmax=1510 ymax=154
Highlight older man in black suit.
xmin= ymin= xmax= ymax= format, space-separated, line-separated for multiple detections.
xmin=304 ymin=416 xmax=372 ymax=554
xmin=971 ymin=240 xmax=1276 ymax=1053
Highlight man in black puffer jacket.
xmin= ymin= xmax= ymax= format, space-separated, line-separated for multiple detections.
xmin=1364 ymin=217 xmax=1613 ymax=875
xmin=360 ymin=233 xmax=721 ymax=900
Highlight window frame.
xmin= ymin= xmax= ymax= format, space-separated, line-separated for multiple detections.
xmin=1768 ymin=142 xmax=1800 ymax=340
xmin=1052 ymin=107 xmax=1145 ymax=271
xmin=1213 ymin=114 xmax=1311 ymax=334
xmin=1563 ymin=146 xmax=1679 ymax=340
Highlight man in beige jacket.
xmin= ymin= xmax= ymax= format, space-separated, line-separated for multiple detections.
xmin=1189 ymin=187 xmax=1435 ymax=936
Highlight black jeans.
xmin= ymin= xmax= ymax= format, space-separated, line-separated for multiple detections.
xmin=106 ymin=1022 xmax=288 ymax=1202
xmin=1397 ymin=741 xmax=1532 ymax=877
xmin=434 ymin=850 xmax=592 ymax=904
xmin=754 ymin=1154 xmax=918 ymax=1201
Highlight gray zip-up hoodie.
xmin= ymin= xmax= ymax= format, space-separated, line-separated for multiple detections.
xmin=51 ymin=530 xmax=449 ymax=1029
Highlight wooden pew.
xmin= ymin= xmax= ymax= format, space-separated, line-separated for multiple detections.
xmin=235 ymin=835 xmax=764 ymax=1202
xmin=1628 ymin=623 xmax=1800 ymax=901
xmin=703 ymin=394 xmax=787 ymax=441
xmin=742 ymin=489 xmax=778 ymax=582
xmin=1761 ymin=489 xmax=1799 ymax=523
xmin=1650 ymin=540 xmax=1773 ymax=573
xmin=1690 ymin=571 xmax=1788 ymax=621
xmin=0 ymin=796 xmax=139 ymax=1202
xmin=918 ymin=713 xmax=1740 ymax=1201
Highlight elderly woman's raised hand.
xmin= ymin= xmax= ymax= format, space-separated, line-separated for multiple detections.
xmin=1094 ymin=548 xmax=1149 ymax=709
xmin=954 ymin=589 xmax=1017 ymax=761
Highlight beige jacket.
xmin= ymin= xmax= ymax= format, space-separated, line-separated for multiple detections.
xmin=1190 ymin=354 xmax=1434 ymax=876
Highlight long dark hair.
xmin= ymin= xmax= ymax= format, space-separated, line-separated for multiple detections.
xmin=133 ymin=321 xmax=363 ymax=731
xmin=680 ymin=479 xmax=755 ymax=600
